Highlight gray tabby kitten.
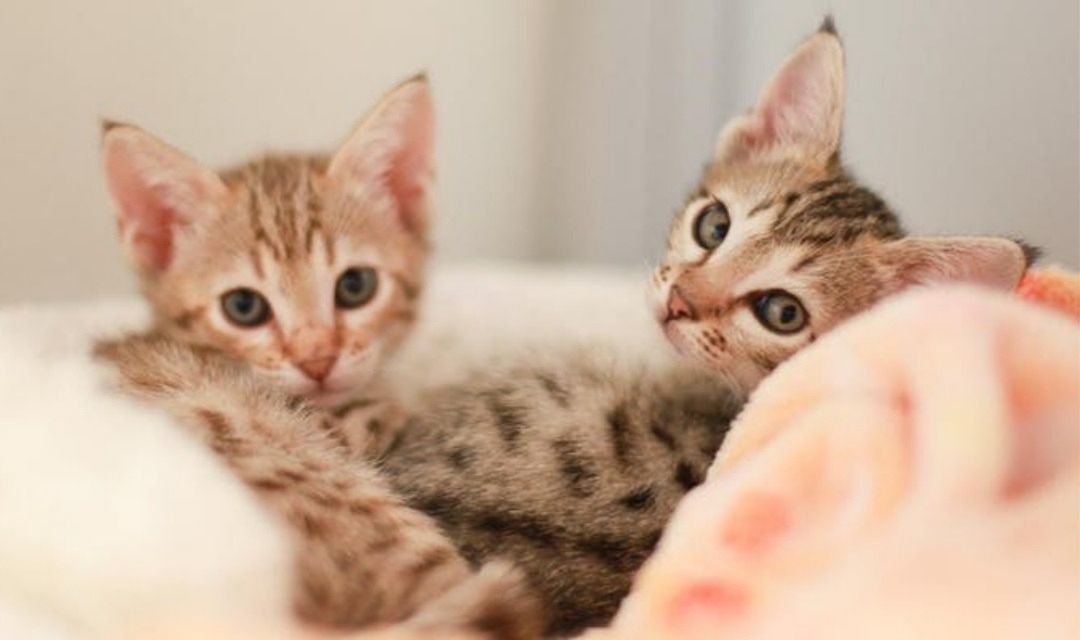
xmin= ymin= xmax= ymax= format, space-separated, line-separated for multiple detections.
xmin=380 ymin=18 xmax=1031 ymax=635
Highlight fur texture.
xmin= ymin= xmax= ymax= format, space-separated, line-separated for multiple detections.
xmin=102 ymin=75 xmax=432 ymax=407
xmin=382 ymin=19 xmax=1033 ymax=635
xmin=0 ymin=265 xmax=658 ymax=639
xmin=381 ymin=352 xmax=742 ymax=634
xmin=95 ymin=77 xmax=542 ymax=638
xmin=648 ymin=21 xmax=1028 ymax=391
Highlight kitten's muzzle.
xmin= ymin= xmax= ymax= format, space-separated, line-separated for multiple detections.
xmin=296 ymin=355 xmax=337 ymax=382
xmin=665 ymin=285 xmax=699 ymax=322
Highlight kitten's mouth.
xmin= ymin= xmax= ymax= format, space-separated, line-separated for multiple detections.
xmin=306 ymin=386 xmax=354 ymax=408
xmin=662 ymin=320 xmax=692 ymax=355
xmin=302 ymin=370 xmax=377 ymax=408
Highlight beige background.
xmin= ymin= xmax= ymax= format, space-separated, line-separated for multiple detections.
xmin=0 ymin=0 xmax=1076 ymax=304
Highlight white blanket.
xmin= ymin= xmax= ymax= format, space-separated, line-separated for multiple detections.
xmin=0 ymin=263 xmax=668 ymax=639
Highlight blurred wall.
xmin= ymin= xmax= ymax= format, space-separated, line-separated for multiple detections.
xmin=0 ymin=0 xmax=550 ymax=303
xmin=532 ymin=0 xmax=1079 ymax=267
xmin=0 ymin=0 xmax=1076 ymax=304
xmin=724 ymin=0 xmax=1079 ymax=267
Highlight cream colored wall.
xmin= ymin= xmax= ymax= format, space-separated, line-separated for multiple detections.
xmin=529 ymin=0 xmax=1079 ymax=268
xmin=723 ymin=0 xmax=1079 ymax=267
xmin=0 ymin=0 xmax=549 ymax=303
xmin=0 ymin=1 xmax=1076 ymax=304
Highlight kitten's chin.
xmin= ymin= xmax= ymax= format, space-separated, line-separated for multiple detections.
xmin=664 ymin=321 xmax=722 ymax=369
xmin=306 ymin=387 xmax=356 ymax=408
xmin=304 ymin=369 xmax=379 ymax=408
xmin=663 ymin=321 xmax=763 ymax=394
xmin=662 ymin=321 xmax=690 ymax=354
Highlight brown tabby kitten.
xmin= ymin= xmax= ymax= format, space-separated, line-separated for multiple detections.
xmin=94 ymin=76 xmax=540 ymax=638
xmin=380 ymin=18 xmax=1032 ymax=635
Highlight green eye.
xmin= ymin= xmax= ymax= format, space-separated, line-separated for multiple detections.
xmin=693 ymin=200 xmax=730 ymax=250
xmin=753 ymin=291 xmax=808 ymax=334
xmin=221 ymin=288 xmax=272 ymax=327
xmin=335 ymin=267 xmax=378 ymax=309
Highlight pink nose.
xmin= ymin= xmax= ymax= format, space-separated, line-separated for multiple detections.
xmin=666 ymin=286 xmax=698 ymax=321
xmin=296 ymin=356 xmax=337 ymax=382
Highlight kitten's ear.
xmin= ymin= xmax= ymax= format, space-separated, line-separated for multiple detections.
xmin=101 ymin=122 xmax=228 ymax=274
xmin=327 ymin=74 xmax=434 ymax=236
xmin=880 ymin=237 xmax=1028 ymax=291
xmin=715 ymin=18 xmax=844 ymax=166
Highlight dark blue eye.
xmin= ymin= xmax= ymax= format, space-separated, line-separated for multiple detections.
xmin=221 ymin=288 xmax=271 ymax=327
xmin=693 ymin=201 xmax=730 ymax=250
xmin=335 ymin=267 xmax=378 ymax=309
xmin=753 ymin=291 xmax=807 ymax=334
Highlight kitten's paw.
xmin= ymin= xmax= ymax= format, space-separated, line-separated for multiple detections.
xmin=94 ymin=332 xmax=234 ymax=398
xmin=403 ymin=560 xmax=544 ymax=640
xmin=331 ymin=394 xmax=410 ymax=460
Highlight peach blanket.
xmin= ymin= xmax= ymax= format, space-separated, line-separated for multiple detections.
xmin=597 ymin=271 xmax=1080 ymax=640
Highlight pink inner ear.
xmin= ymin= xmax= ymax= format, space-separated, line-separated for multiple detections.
xmin=105 ymin=151 xmax=179 ymax=271
xmin=329 ymin=80 xmax=434 ymax=234
xmin=385 ymin=98 xmax=433 ymax=233
xmin=103 ymin=129 xmax=226 ymax=273
xmin=740 ymin=35 xmax=841 ymax=156
xmin=758 ymin=64 xmax=812 ymax=143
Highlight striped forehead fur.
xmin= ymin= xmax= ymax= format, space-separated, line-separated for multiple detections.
xmin=221 ymin=154 xmax=331 ymax=263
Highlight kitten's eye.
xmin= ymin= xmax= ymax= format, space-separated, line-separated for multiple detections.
xmin=221 ymin=288 xmax=272 ymax=327
xmin=693 ymin=200 xmax=731 ymax=250
xmin=335 ymin=267 xmax=378 ymax=309
xmin=753 ymin=291 xmax=807 ymax=334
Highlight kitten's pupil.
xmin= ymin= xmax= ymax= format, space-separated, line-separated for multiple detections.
xmin=221 ymin=288 xmax=271 ymax=327
xmin=335 ymin=267 xmax=378 ymax=309
xmin=693 ymin=201 xmax=730 ymax=250
xmin=753 ymin=291 xmax=807 ymax=334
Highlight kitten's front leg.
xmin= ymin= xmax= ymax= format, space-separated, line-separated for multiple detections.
xmin=319 ymin=376 xmax=410 ymax=459
xmin=328 ymin=389 xmax=409 ymax=460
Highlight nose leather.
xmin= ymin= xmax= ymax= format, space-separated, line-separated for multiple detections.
xmin=666 ymin=285 xmax=698 ymax=321
xmin=297 ymin=356 xmax=337 ymax=382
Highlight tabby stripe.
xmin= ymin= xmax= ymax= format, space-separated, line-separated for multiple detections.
xmin=606 ymin=403 xmax=635 ymax=468
xmin=251 ymin=477 xmax=287 ymax=492
xmin=771 ymin=192 xmax=801 ymax=228
xmin=407 ymin=546 xmax=456 ymax=581
xmin=391 ymin=272 xmax=422 ymax=301
xmin=649 ymin=423 xmax=677 ymax=451
xmin=484 ymin=390 xmax=527 ymax=449
xmin=792 ymin=253 xmax=819 ymax=272
xmin=331 ymin=398 xmax=376 ymax=418
xmin=172 ymin=306 xmax=205 ymax=330
xmin=417 ymin=494 xmax=656 ymax=572
xmin=551 ymin=437 xmax=598 ymax=497
xmin=674 ymin=461 xmax=702 ymax=491
xmin=806 ymin=177 xmax=845 ymax=193
xmin=746 ymin=198 xmax=774 ymax=217
xmin=198 ymin=408 xmax=232 ymax=435
xmin=300 ymin=511 xmax=327 ymax=538
xmin=319 ymin=418 xmax=351 ymax=451
xmin=367 ymin=527 xmax=402 ymax=553
xmin=446 ymin=446 xmax=476 ymax=470
xmin=746 ymin=347 xmax=780 ymax=373
xmin=618 ymin=485 xmax=656 ymax=511
xmin=535 ymin=371 xmax=571 ymax=407
xmin=303 ymin=216 xmax=323 ymax=256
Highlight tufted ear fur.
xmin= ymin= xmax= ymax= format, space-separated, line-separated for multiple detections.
xmin=101 ymin=122 xmax=228 ymax=274
xmin=715 ymin=18 xmax=844 ymax=167
xmin=327 ymin=74 xmax=434 ymax=236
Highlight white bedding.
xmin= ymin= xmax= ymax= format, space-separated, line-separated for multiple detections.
xmin=0 ymin=262 xmax=670 ymax=639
